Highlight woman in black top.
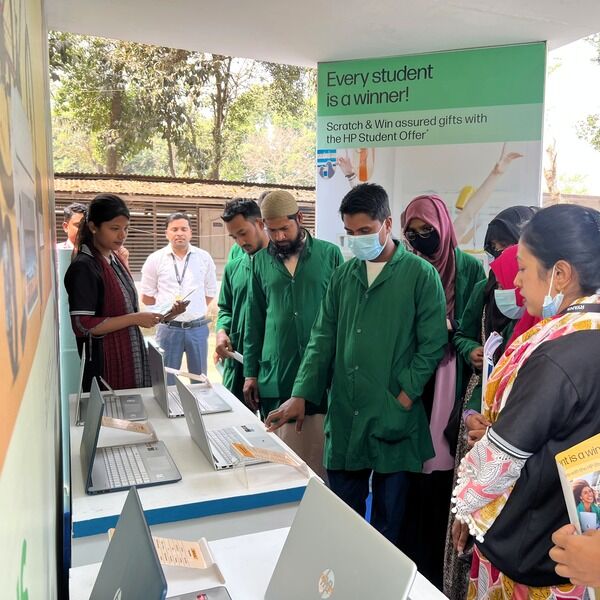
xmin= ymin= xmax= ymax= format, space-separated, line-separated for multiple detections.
xmin=451 ymin=204 xmax=600 ymax=599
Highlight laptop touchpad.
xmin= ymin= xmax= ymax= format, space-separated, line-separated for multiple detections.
xmin=146 ymin=456 xmax=171 ymax=472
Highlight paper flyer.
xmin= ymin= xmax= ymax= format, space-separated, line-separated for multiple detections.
xmin=101 ymin=416 xmax=157 ymax=441
xmin=107 ymin=530 xmax=224 ymax=579
xmin=232 ymin=442 xmax=309 ymax=477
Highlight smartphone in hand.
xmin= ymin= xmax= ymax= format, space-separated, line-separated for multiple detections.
xmin=161 ymin=288 xmax=196 ymax=321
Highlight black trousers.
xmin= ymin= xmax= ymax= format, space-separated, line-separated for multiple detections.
xmin=396 ymin=469 xmax=454 ymax=592
xmin=327 ymin=468 xmax=409 ymax=543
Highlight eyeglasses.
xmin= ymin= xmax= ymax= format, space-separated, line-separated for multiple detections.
xmin=404 ymin=226 xmax=435 ymax=241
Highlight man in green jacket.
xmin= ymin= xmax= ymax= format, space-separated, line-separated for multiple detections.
xmin=215 ymin=198 xmax=268 ymax=402
xmin=225 ymin=190 xmax=270 ymax=264
xmin=243 ymin=190 xmax=343 ymax=480
xmin=266 ymin=183 xmax=447 ymax=542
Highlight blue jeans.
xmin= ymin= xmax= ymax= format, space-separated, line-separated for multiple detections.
xmin=156 ymin=323 xmax=209 ymax=384
xmin=327 ymin=469 xmax=409 ymax=543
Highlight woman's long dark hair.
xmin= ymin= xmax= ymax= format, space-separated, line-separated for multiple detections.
xmin=76 ymin=193 xmax=130 ymax=253
xmin=521 ymin=204 xmax=600 ymax=294
xmin=573 ymin=479 xmax=595 ymax=505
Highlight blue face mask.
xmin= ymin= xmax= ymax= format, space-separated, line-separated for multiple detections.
xmin=347 ymin=224 xmax=388 ymax=261
xmin=541 ymin=265 xmax=565 ymax=319
xmin=494 ymin=289 xmax=525 ymax=320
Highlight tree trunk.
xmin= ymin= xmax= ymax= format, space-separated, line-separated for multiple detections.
xmin=544 ymin=143 xmax=562 ymax=206
xmin=167 ymin=137 xmax=176 ymax=178
xmin=106 ymin=88 xmax=123 ymax=173
xmin=166 ymin=119 xmax=176 ymax=177
xmin=208 ymin=56 xmax=232 ymax=180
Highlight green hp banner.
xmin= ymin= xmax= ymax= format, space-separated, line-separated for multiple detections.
xmin=315 ymin=43 xmax=546 ymax=251
xmin=317 ymin=43 xmax=545 ymax=148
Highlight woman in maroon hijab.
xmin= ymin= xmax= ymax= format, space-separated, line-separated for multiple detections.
xmin=396 ymin=194 xmax=485 ymax=590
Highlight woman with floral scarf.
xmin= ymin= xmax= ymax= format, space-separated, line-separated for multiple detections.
xmin=452 ymin=204 xmax=600 ymax=599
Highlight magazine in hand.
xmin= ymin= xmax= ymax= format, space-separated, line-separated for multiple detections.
xmin=555 ymin=433 xmax=600 ymax=599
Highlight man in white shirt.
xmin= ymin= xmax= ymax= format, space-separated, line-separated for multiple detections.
xmin=57 ymin=202 xmax=87 ymax=249
xmin=141 ymin=212 xmax=217 ymax=381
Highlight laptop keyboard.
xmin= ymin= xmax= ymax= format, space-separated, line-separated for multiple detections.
xmin=169 ymin=389 xmax=211 ymax=412
xmin=104 ymin=395 xmax=124 ymax=419
xmin=102 ymin=445 xmax=151 ymax=488
xmin=208 ymin=428 xmax=244 ymax=465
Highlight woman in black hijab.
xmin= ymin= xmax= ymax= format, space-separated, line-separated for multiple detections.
xmin=483 ymin=206 xmax=539 ymax=259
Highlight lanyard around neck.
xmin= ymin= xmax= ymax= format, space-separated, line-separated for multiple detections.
xmin=171 ymin=252 xmax=191 ymax=287
xmin=563 ymin=303 xmax=600 ymax=314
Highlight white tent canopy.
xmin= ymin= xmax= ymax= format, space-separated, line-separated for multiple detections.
xmin=46 ymin=0 xmax=600 ymax=66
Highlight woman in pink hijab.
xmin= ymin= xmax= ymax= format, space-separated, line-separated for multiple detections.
xmin=396 ymin=194 xmax=485 ymax=590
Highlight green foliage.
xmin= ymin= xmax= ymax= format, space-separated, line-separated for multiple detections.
xmin=559 ymin=173 xmax=589 ymax=195
xmin=49 ymin=32 xmax=317 ymax=184
xmin=49 ymin=33 xmax=152 ymax=172
xmin=576 ymin=113 xmax=600 ymax=153
xmin=576 ymin=35 xmax=600 ymax=154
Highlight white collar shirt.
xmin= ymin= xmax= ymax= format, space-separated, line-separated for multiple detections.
xmin=140 ymin=244 xmax=217 ymax=321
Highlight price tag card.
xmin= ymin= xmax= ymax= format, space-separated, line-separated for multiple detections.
xmin=101 ymin=416 xmax=157 ymax=441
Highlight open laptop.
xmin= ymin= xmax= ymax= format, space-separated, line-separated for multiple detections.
xmin=266 ymin=478 xmax=417 ymax=600
xmin=90 ymin=486 xmax=231 ymax=600
xmin=80 ymin=377 xmax=181 ymax=494
xmin=175 ymin=375 xmax=282 ymax=470
xmin=579 ymin=511 xmax=598 ymax=532
xmin=75 ymin=345 xmax=147 ymax=426
xmin=148 ymin=339 xmax=231 ymax=418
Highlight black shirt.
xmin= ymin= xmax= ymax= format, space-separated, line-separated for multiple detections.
xmin=480 ymin=330 xmax=600 ymax=587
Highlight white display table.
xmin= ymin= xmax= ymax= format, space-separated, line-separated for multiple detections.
xmin=70 ymin=527 xmax=448 ymax=600
xmin=69 ymin=384 xmax=313 ymax=566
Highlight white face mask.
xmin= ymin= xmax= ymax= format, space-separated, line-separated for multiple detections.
xmin=541 ymin=265 xmax=565 ymax=319
xmin=494 ymin=289 xmax=525 ymax=320
xmin=346 ymin=223 xmax=388 ymax=261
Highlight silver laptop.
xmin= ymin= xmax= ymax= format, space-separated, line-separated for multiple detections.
xmin=579 ymin=511 xmax=598 ymax=532
xmin=175 ymin=375 xmax=282 ymax=470
xmin=266 ymin=478 xmax=417 ymax=600
xmin=80 ymin=377 xmax=181 ymax=494
xmin=75 ymin=346 xmax=147 ymax=426
xmin=148 ymin=339 xmax=231 ymax=418
xmin=90 ymin=486 xmax=232 ymax=600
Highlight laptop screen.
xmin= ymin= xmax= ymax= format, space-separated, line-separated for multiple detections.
xmin=79 ymin=377 xmax=104 ymax=489
xmin=147 ymin=340 xmax=168 ymax=410
xmin=74 ymin=345 xmax=86 ymax=424
xmin=265 ymin=478 xmax=417 ymax=600
xmin=174 ymin=375 xmax=214 ymax=464
xmin=90 ymin=487 xmax=167 ymax=600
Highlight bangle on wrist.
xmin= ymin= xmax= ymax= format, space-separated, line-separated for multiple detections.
xmin=345 ymin=172 xmax=356 ymax=178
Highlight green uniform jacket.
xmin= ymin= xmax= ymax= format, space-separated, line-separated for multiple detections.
xmin=292 ymin=242 xmax=448 ymax=473
xmin=243 ymin=232 xmax=344 ymax=416
xmin=453 ymin=249 xmax=486 ymax=406
xmin=216 ymin=252 xmax=251 ymax=402
xmin=227 ymin=243 xmax=244 ymax=263
xmin=453 ymin=278 xmax=515 ymax=413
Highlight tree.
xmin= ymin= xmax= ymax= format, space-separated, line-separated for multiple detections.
xmin=219 ymin=72 xmax=316 ymax=183
xmin=544 ymin=142 xmax=562 ymax=204
xmin=123 ymin=45 xmax=210 ymax=177
xmin=49 ymin=33 xmax=151 ymax=172
xmin=575 ymin=35 xmax=600 ymax=153
xmin=200 ymin=55 xmax=259 ymax=179
xmin=49 ymin=32 xmax=318 ymax=185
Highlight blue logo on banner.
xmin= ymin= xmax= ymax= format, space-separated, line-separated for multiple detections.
xmin=317 ymin=149 xmax=337 ymax=179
